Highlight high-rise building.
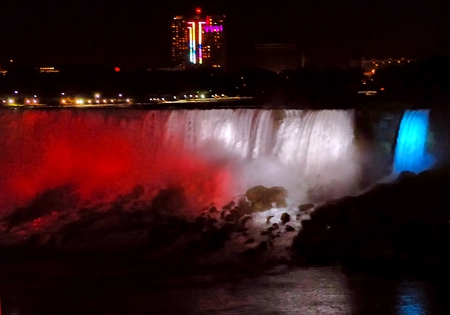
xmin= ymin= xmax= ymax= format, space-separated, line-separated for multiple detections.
xmin=171 ymin=8 xmax=226 ymax=70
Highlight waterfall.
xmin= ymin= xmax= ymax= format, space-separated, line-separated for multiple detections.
xmin=394 ymin=110 xmax=434 ymax=173
xmin=0 ymin=108 xmax=360 ymax=213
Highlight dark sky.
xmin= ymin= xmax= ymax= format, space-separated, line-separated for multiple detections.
xmin=1 ymin=0 xmax=450 ymax=69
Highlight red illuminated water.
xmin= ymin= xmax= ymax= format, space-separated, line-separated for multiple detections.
xmin=0 ymin=108 xmax=360 ymax=217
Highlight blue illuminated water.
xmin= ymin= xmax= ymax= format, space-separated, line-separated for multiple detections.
xmin=394 ymin=110 xmax=434 ymax=173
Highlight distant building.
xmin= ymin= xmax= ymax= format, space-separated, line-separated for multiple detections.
xmin=253 ymin=44 xmax=303 ymax=73
xmin=39 ymin=66 xmax=60 ymax=73
xmin=358 ymin=58 xmax=416 ymax=76
xmin=171 ymin=8 xmax=226 ymax=70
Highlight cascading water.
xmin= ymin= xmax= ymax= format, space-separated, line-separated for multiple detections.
xmin=394 ymin=109 xmax=434 ymax=173
xmin=164 ymin=109 xmax=360 ymax=202
xmin=0 ymin=108 xmax=360 ymax=214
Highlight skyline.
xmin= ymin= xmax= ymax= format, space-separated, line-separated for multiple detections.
xmin=1 ymin=0 xmax=450 ymax=70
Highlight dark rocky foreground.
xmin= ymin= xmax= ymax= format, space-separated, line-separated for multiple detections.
xmin=0 ymin=185 xmax=309 ymax=280
xmin=292 ymin=166 xmax=450 ymax=268
xmin=4 ymin=165 xmax=450 ymax=280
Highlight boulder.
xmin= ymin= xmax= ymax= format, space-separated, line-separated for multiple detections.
xmin=245 ymin=185 xmax=288 ymax=212
xmin=299 ymin=203 xmax=315 ymax=212
xmin=280 ymin=213 xmax=291 ymax=225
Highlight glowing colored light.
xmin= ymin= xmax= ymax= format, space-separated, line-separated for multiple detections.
xmin=188 ymin=25 xmax=194 ymax=63
xmin=114 ymin=67 xmax=120 ymax=72
xmin=204 ymin=25 xmax=223 ymax=33
xmin=188 ymin=22 xmax=197 ymax=64
xmin=195 ymin=7 xmax=201 ymax=14
xmin=394 ymin=110 xmax=434 ymax=173
xmin=198 ymin=21 xmax=206 ymax=64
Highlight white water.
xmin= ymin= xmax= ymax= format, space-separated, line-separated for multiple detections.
xmin=163 ymin=109 xmax=360 ymax=203
xmin=0 ymin=109 xmax=360 ymax=214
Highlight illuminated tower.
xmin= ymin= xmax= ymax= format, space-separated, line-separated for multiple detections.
xmin=171 ymin=8 xmax=226 ymax=70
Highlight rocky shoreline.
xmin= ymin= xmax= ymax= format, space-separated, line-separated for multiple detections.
xmin=292 ymin=166 xmax=450 ymax=268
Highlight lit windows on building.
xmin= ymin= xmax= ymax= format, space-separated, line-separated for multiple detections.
xmin=171 ymin=9 xmax=226 ymax=69
xmin=360 ymin=58 xmax=416 ymax=76
xmin=39 ymin=67 xmax=60 ymax=73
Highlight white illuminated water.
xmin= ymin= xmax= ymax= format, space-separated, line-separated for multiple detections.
xmin=164 ymin=109 xmax=359 ymax=203
xmin=0 ymin=109 xmax=360 ymax=214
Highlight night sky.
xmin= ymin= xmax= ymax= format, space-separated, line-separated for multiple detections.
xmin=1 ymin=0 xmax=450 ymax=69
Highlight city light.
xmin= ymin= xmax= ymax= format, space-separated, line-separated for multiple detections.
xmin=188 ymin=25 xmax=194 ymax=63
xmin=198 ymin=21 xmax=206 ymax=64
xmin=172 ymin=12 xmax=225 ymax=69
xmin=204 ymin=25 xmax=223 ymax=33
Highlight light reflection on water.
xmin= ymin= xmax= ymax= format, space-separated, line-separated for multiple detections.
xmin=397 ymin=281 xmax=428 ymax=315
xmin=0 ymin=266 xmax=449 ymax=315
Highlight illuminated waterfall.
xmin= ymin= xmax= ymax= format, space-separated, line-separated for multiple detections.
xmin=0 ymin=109 xmax=360 ymax=212
xmin=164 ymin=109 xmax=359 ymax=201
xmin=394 ymin=109 xmax=434 ymax=173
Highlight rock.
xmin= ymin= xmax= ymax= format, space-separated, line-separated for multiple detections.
xmin=225 ymin=212 xmax=238 ymax=222
xmin=266 ymin=215 xmax=274 ymax=224
xmin=209 ymin=206 xmax=217 ymax=213
xmin=246 ymin=185 xmax=270 ymax=211
xmin=257 ymin=241 xmax=268 ymax=252
xmin=130 ymin=185 xmax=145 ymax=199
xmin=222 ymin=201 xmax=235 ymax=210
xmin=245 ymin=185 xmax=288 ymax=212
xmin=299 ymin=203 xmax=314 ymax=212
xmin=292 ymin=166 xmax=450 ymax=264
xmin=244 ymin=238 xmax=255 ymax=244
xmin=272 ymin=223 xmax=279 ymax=229
xmin=195 ymin=216 xmax=207 ymax=224
xmin=241 ymin=216 xmax=253 ymax=228
xmin=280 ymin=213 xmax=291 ymax=224
xmin=285 ymin=225 xmax=295 ymax=232
xmin=233 ymin=206 xmax=248 ymax=218
xmin=265 ymin=186 xmax=288 ymax=208
xmin=207 ymin=218 xmax=218 ymax=225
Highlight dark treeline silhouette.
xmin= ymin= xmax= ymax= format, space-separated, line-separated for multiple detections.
xmin=1 ymin=57 xmax=450 ymax=108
